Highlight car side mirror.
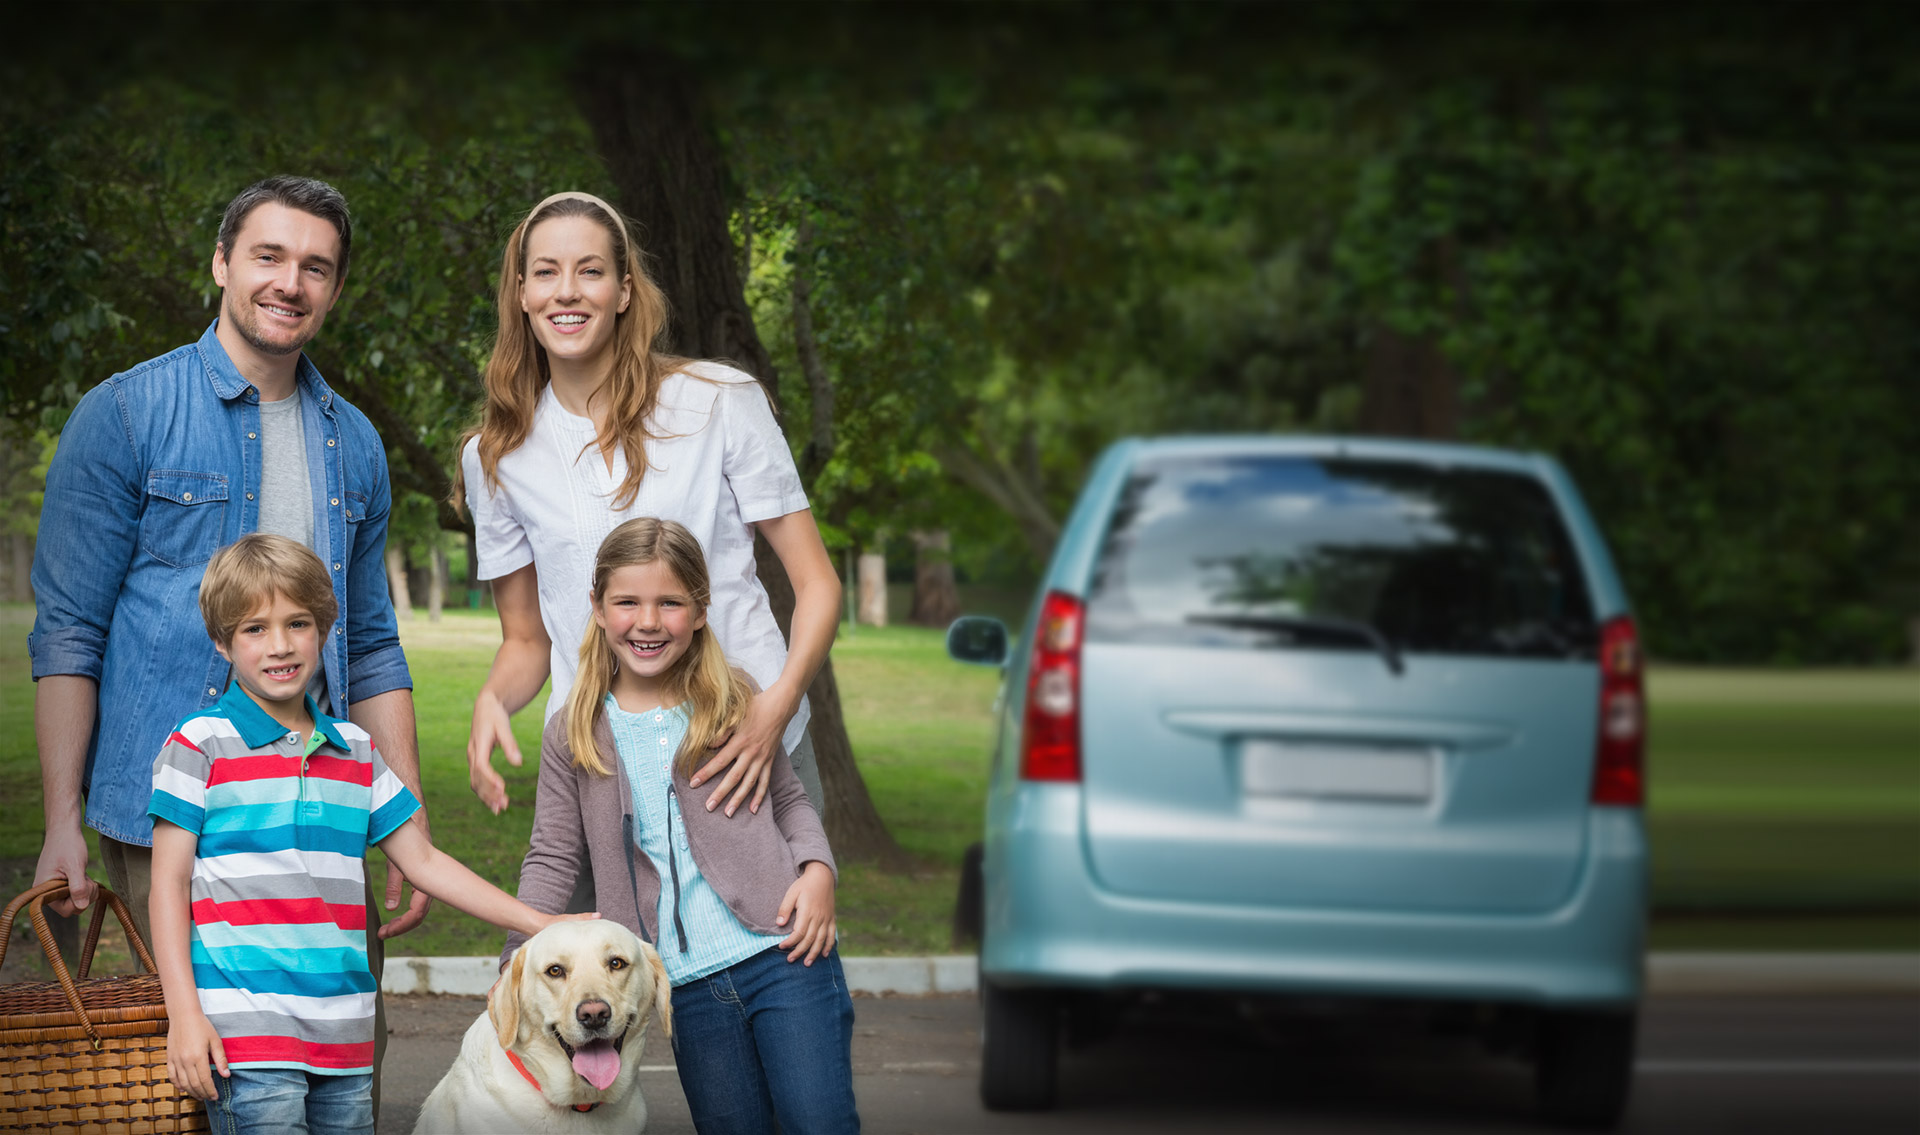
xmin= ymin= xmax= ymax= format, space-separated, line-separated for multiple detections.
xmin=946 ymin=616 xmax=1010 ymax=667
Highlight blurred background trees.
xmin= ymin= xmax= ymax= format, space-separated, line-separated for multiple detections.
xmin=4 ymin=0 xmax=1916 ymax=665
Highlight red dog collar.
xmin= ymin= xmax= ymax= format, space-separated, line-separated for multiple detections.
xmin=505 ymin=1047 xmax=602 ymax=1113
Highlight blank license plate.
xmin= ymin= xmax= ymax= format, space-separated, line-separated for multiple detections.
xmin=1242 ymin=741 xmax=1433 ymax=802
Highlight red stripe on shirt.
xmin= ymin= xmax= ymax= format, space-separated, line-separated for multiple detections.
xmin=206 ymin=753 xmax=304 ymax=787
xmin=221 ymin=1033 xmax=375 ymax=1071
xmin=193 ymin=897 xmax=368 ymax=930
xmin=166 ymin=732 xmax=204 ymax=754
xmin=305 ymin=753 xmax=373 ymax=787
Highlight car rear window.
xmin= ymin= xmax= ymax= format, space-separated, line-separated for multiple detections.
xmin=1085 ymin=455 xmax=1598 ymax=660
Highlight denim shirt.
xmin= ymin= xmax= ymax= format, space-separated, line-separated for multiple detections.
xmin=29 ymin=320 xmax=411 ymax=846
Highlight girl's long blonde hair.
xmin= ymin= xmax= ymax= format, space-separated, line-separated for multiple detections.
xmin=454 ymin=192 xmax=694 ymax=512
xmin=566 ymin=518 xmax=753 ymax=778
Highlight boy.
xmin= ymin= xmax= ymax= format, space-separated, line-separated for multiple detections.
xmin=150 ymin=534 xmax=587 ymax=1133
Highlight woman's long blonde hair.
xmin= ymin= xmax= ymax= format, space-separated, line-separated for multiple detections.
xmin=454 ymin=192 xmax=694 ymax=512
xmin=566 ymin=518 xmax=753 ymax=778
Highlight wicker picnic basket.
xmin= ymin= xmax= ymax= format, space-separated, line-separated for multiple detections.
xmin=0 ymin=880 xmax=207 ymax=1133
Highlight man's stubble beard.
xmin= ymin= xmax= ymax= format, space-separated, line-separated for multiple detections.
xmin=223 ymin=289 xmax=321 ymax=358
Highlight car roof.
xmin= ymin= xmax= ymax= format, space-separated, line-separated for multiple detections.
xmin=1113 ymin=434 xmax=1556 ymax=476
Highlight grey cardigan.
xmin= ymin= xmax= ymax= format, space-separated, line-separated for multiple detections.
xmin=500 ymin=709 xmax=836 ymax=969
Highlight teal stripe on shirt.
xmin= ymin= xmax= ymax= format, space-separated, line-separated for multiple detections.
xmin=607 ymin=698 xmax=782 ymax=986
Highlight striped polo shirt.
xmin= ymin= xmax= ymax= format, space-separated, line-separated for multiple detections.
xmin=148 ymin=683 xmax=419 ymax=1075
xmin=608 ymin=698 xmax=784 ymax=985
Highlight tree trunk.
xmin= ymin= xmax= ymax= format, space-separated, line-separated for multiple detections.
xmin=576 ymin=48 xmax=907 ymax=866
xmin=1358 ymin=325 xmax=1460 ymax=440
xmin=789 ymin=213 xmax=835 ymax=483
xmin=857 ymin=552 xmax=889 ymax=627
xmin=5 ymin=533 xmax=32 ymax=603
xmin=465 ymin=525 xmax=485 ymax=610
xmin=385 ymin=546 xmax=412 ymax=620
xmin=427 ymin=543 xmax=448 ymax=623
xmin=909 ymin=529 xmax=962 ymax=628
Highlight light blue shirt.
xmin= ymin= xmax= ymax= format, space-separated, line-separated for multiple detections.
xmin=607 ymin=698 xmax=783 ymax=985
xmin=30 ymin=321 xmax=410 ymax=847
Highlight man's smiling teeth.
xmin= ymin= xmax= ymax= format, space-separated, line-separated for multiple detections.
xmin=263 ymin=304 xmax=302 ymax=318
xmin=552 ymin=314 xmax=588 ymax=325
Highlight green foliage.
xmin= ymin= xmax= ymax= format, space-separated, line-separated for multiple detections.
xmin=719 ymin=5 xmax=1920 ymax=661
xmin=1333 ymin=65 xmax=1920 ymax=662
xmin=0 ymin=19 xmax=609 ymax=548
xmin=5 ymin=5 xmax=1916 ymax=659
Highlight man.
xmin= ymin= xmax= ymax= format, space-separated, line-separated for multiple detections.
xmin=29 ymin=175 xmax=429 ymax=1111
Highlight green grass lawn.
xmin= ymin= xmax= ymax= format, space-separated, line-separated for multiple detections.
xmin=3 ymin=602 xmax=1915 ymax=956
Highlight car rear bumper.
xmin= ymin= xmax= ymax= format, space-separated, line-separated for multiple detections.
xmin=981 ymin=786 xmax=1646 ymax=1006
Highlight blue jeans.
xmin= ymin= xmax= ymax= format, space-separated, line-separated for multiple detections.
xmin=671 ymin=946 xmax=860 ymax=1134
xmin=207 ymin=1069 xmax=373 ymax=1135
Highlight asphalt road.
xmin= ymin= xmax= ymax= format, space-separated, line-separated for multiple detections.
xmin=378 ymin=992 xmax=1920 ymax=1134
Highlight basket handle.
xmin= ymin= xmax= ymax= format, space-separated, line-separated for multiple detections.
xmin=0 ymin=879 xmax=160 ymax=1050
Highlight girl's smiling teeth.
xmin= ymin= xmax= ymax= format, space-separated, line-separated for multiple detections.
xmin=626 ymin=638 xmax=669 ymax=658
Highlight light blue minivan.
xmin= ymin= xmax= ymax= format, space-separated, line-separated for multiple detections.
xmin=948 ymin=436 xmax=1647 ymax=1127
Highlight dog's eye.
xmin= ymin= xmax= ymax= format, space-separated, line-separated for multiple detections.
xmin=545 ymin=964 xmax=566 ymax=979
xmin=608 ymin=957 xmax=627 ymax=971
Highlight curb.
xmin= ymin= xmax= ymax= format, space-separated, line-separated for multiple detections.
xmin=380 ymin=952 xmax=1920 ymax=998
xmin=1647 ymin=952 xmax=1920 ymax=995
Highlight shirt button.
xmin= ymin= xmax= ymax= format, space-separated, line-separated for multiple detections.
xmin=181 ymin=492 xmax=192 ymax=501
xmin=287 ymin=732 xmax=299 ymax=743
xmin=330 ymin=497 xmax=339 ymax=506
xmin=246 ymin=492 xmax=254 ymax=500
xmin=659 ymin=737 xmax=667 ymax=745
xmin=248 ymin=432 xmax=257 ymax=440
xmin=655 ymin=714 xmax=664 ymax=723
xmin=327 ymin=438 xmax=336 ymax=447
xmin=333 ymin=562 xmax=342 ymax=571
xmin=207 ymin=687 xmax=217 ymax=696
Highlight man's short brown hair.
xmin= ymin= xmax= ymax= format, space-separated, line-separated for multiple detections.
xmin=199 ymin=534 xmax=338 ymax=647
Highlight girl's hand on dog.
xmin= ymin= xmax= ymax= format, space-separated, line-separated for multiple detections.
xmin=775 ymin=860 xmax=837 ymax=965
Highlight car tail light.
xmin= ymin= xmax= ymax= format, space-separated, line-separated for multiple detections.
xmin=1592 ymin=615 xmax=1645 ymax=806
xmin=1020 ymin=590 xmax=1083 ymax=781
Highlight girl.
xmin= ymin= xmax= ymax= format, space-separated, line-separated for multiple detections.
xmin=501 ymin=517 xmax=859 ymax=1135
xmin=456 ymin=190 xmax=840 ymax=823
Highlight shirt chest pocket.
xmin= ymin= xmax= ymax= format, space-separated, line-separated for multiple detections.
xmin=343 ymin=489 xmax=368 ymax=547
xmin=141 ymin=471 xmax=231 ymax=568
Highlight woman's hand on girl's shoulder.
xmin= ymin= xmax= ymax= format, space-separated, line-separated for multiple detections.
xmin=775 ymin=860 xmax=837 ymax=966
xmin=690 ymin=693 xmax=790 ymax=816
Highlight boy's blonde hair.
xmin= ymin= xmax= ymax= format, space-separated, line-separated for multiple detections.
xmin=199 ymin=534 xmax=338 ymax=647
xmin=566 ymin=518 xmax=753 ymax=778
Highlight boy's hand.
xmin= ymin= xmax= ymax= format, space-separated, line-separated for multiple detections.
xmin=775 ymin=861 xmax=837 ymax=966
xmin=167 ymin=1011 xmax=229 ymax=1102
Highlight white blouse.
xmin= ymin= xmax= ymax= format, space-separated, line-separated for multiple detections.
xmin=462 ymin=362 xmax=813 ymax=752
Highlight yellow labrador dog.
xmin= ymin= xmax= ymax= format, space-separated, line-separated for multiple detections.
xmin=413 ymin=920 xmax=671 ymax=1134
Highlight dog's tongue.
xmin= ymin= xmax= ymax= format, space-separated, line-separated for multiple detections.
xmin=572 ymin=1039 xmax=621 ymax=1091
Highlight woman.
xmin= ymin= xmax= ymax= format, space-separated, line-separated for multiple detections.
xmin=456 ymin=191 xmax=840 ymax=822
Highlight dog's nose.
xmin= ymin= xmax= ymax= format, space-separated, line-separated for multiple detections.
xmin=577 ymin=999 xmax=612 ymax=1030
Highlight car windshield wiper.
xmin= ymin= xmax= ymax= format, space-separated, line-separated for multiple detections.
xmin=1186 ymin=612 xmax=1405 ymax=675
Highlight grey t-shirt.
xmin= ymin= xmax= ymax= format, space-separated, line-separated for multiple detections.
xmin=255 ymin=388 xmax=327 ymax=701
xmin=256 ymin=390 xmax=314 ymax=550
